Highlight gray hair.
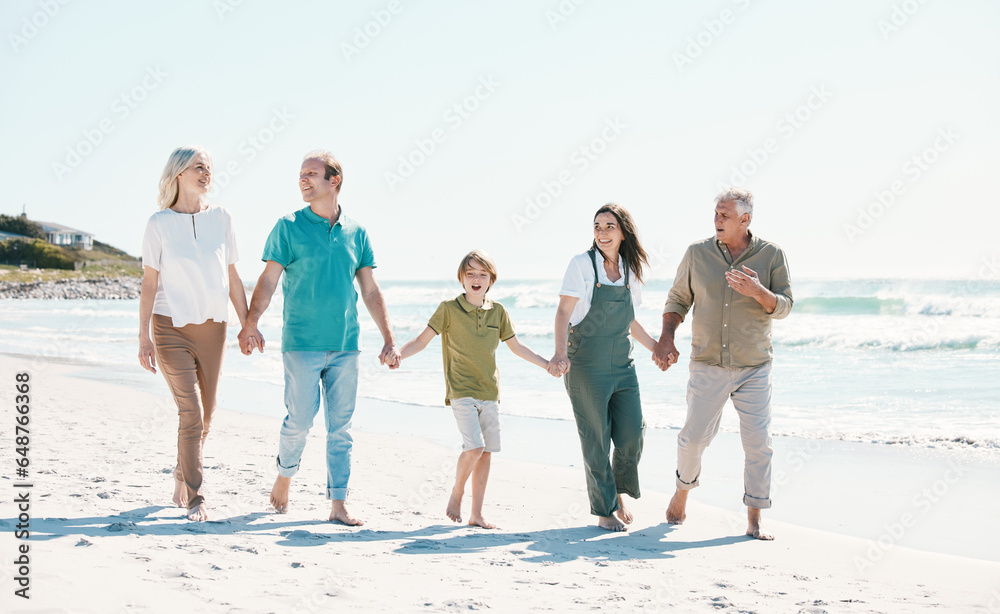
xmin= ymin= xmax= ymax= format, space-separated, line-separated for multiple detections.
xmin=715 ymin=188 xmax=754 ymax=220
xmin=157 ymin=146 xmax=212 ymax=210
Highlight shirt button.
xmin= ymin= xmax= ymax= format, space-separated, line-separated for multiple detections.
xmin=567 ymin=341 xmax=572 ymax=346
xmin=724 ymin=324 xmax=727 ymax=327
xmin=723 ymin=344 xmax=726 ymax=348
xmin=725 ymin=304 xmax=729 ymax=307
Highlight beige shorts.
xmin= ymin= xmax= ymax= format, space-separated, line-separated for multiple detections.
xmin=449 ymin=397 xmax=501 ymax=453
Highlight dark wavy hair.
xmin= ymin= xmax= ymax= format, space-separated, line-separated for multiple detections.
xmin=591 ymin=202 xmax=649 ymax=284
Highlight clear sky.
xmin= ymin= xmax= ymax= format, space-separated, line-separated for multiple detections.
xmin=2 ymin=0 xmax=997 ymax=281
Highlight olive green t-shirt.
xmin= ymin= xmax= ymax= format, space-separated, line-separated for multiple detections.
xmin=428 ymin=294 xmax=515 ymax=405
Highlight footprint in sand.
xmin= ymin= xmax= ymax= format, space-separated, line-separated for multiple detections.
xmin=441 ymin=599 xmax=489 ymax=611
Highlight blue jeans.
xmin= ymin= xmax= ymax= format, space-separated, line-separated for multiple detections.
xmin=278 ymin=351 xmax=360 ymax=500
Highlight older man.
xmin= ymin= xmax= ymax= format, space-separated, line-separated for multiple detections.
xmin=238 ymin=150 xmax=400 ymax=525
xmin=652 ymin=188 xmax=792 ymax=540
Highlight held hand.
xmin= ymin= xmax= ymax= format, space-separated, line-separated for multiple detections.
xmin=546 ymin=359 xmax=562 ymax=377
xmin=238 ymin=324 xmax=265 ymax=355
xmin=547 ymin=354 xmax=570 ymax=377
xmin=138 ymin=336 xmax=157 ymax=374
xmin=725 ymin=265 xmax=765 ymax=299
xmin=651 ymin=336 xmax=679 ymax=372
xmin=379 ymin=342 xmax=401 ymax=369
xmin=544 ymin=360 xmax=568 ymax=378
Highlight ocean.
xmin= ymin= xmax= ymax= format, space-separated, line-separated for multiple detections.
xmin=2 ymin=277 xmax=998 ymax=455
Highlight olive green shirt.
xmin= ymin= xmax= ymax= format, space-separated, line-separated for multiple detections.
xmin=664 ymin=231 xmax=793 ymax=368
xmin=428 ymin=294 xmax=515 ymax=405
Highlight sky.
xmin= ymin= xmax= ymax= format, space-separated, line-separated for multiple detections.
xmin=2 ymin=0 xmax=997 ymax=282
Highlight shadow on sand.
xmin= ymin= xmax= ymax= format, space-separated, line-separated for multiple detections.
xmin=7 ymin=507 xmax=752 ymax=564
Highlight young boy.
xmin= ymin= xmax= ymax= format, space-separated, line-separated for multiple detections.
xmin=399 ymin=250 xmax=554 ymax=529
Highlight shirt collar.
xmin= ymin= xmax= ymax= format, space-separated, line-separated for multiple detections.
xmin=457 ymin=293 xmax=493 ymax=312
xmin=716 ymin=229 xmax=757 ymax=254
xmin=302 ymin=205 xmax=347 ymax=226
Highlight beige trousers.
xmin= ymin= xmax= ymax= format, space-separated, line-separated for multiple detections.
xmin=676 ymin=361 xmax=773 ymax=509
xmin=152 ymin=314 xmax=227 ymax=510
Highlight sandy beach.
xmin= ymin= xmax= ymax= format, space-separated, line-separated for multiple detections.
xmin=1 ymin=354 xmax=998 ymax=613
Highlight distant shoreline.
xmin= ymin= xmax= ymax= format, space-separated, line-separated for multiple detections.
xmin=0 ymin=276 xmax=140 ymax=299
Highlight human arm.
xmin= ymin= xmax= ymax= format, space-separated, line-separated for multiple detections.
xmin=725 ymin=266 xmax=778 ymax=314
xmin=356 ymin=266 xmax=401 ymax=368
xmin=228 ymin=264 xmax=250 ymax=328
xmin=399 ymin=326 xmax=436 ymax=361
xmin=651 ymin=312 xmax=683 ymax=371
xmin=237 ymin=260 xmax=284 ymax=355
xmin=550 ymin=295 xmax=578 ymax=375
xmin=653 ymin=247 xmax=693 ymax=371
xmin=137 ymin=265 xmax=159 ymax=374
xmin=629 ymin=319 xmax=657 ymax=353
xmin=504 ymin=335 xmax=552 ymax=373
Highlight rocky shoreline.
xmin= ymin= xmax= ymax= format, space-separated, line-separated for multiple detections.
xmin=0 ymin=276 xmax=141 ymax=299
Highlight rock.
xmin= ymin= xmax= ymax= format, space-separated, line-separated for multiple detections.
xmin=0 ymin=277 xmax=141 ymax=300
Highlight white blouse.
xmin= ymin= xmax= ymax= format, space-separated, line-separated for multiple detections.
xmin=141 ymin=206 xmax=238 ymax=328
xmin=559 ymin=250 xmax=643 ymax=326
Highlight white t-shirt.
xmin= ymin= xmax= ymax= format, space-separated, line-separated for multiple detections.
xmin=141 ymin=205 xmax=239 ymax=328
xmin=559 ymin=250 xmax=643 ymax=326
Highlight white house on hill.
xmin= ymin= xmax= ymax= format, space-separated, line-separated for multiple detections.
xmin=36 ymin=221 xmax=94 ymax=250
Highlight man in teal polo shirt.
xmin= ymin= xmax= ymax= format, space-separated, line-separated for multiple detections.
xmin=238 ymin=150 xmax=400 ymax=525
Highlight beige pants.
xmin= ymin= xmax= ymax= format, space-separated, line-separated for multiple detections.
xmin=152 ymin=315 xmax=227 ymax=510
xmin=676 ymin=361 xmax=773 ymax=509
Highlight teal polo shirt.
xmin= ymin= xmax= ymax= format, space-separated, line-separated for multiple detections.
xmin=262 ymin=206 xmax=376 ymax=352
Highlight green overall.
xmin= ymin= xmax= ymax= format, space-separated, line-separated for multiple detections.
xmin=564 ymin=249 xmax=645 ymax=517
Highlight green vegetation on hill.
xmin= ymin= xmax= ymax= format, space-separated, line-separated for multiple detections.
xmin=0 ymin=228 xmax=140 ymax=277
xmin=0 ymin=214 xmax=45 ymax=239
xmin=91 ymin=240 xmax=133 ymax=258
xmin=0 ymin=238 xmax=76 ymax=269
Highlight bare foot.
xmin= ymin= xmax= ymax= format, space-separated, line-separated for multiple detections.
xmin=468 ymin=514 xmax=497 ymax=529
xmin=329 ymin=500 xmax=364 ymax=526
xmin=597 ymin=515 xmax=628 ymax=532
xmin=186 ymin=503 xmax=208 ymax=522
xmin=747 ymin=508 xmax=774 ymax=540
xmin=270 ymin=475 xmax=290 ymax=513
xmin=666 ymin=489 xmax=688 ymax=524
xmin=615 ymin=494 xmax=634 ymax=525
xmin=172 ymin=478 xmax=188 ymax=508
xmin=446 ymin=488 xmax=464 ymax=523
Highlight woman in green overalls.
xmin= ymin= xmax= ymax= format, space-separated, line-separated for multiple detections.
xmin=551 ymin=203 xmax=658 ymax=532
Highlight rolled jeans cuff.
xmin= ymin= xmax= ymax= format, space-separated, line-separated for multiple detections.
xmin=743 ymin=492 xmax=771 ymax=509
xmin=327 ymin=488 xmax=348 ymax=501
xmin=675 ymin=470 xmax=699 ymax=491
xmin=276 ymin=455 xmax=299 ymax=478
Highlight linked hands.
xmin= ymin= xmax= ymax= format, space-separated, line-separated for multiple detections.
xmin=379 ymin=342 xmax=401 ymax=369
xmin=237 ymin=323 xmax=265 ymax=355
xmin=652 ymin=336 xmax=680 ymax=371
xmin=546 ymin=354 xmax=570 ymax=377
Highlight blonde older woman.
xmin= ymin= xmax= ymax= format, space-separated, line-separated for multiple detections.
xmin=137 ymin=146 xmax=250 ymax=521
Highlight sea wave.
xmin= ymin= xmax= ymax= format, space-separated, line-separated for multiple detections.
xmin=795 ymin=295 xmax=1000 ymax=318
xmin=776 ymin=319 xmax=1000 ymax=351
